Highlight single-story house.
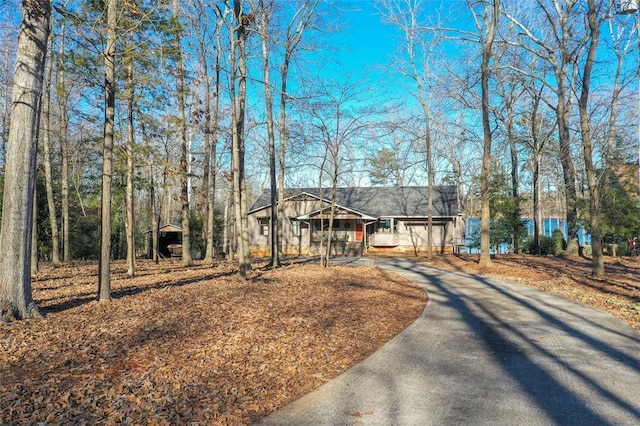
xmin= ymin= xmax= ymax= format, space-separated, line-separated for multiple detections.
xmin=247 ymin=186 xmax=464 ymax=257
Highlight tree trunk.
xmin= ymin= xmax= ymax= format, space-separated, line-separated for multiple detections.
xmin=125 ymin=38 xmax=136 ymax=277
xmin=204 ymin=16 xmax=223 ymax=263
xmin=173 ymin=0 xmax=193 ymax=266
xmin=201 ymin=77 xmax=211 ymax=261
xmin=426 ymin=130 xmax=433 ymax=258
xmin=230 ymin=0 xmax=251 ymax=278
xmin=0 ymin=0 xmax=50 ymax=321
xmin=530 ymin=86 xmax=542 ymax=255
xmin=257 ymin=8 xmax=280 ymax=268
xmin=478 ymin=0 xmax=499 ymax=268
xmin=98 ymin=0 xmax=117 ymax=302
xmin=533 ymin=152 xmax=543 ymax=254
xmin=198 ymin=21 xmax=212 ymax=262
xmin=224 ymin=190 xmax=232 ymax=260
xmin=277 ymin=1 xmax=319 ymax=261
xmin=578 ymin=0 xmax=604 ymax=276
xmin=58 ymin=21 xmax=70 ymax=263
xmin=506 ymin=99 xmax=521 ymax=253
xmin=556 ymin=76 xmax=579 ymax=255
xmin=31 ymin=184 xmax=38 ymax=275
xmin=277 ymin=56 xmax=289 ymax=262
xmin=41 ymin=36 xmax=60 ymax=265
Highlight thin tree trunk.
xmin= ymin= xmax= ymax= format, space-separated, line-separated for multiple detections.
xmin=151 ymin=174 xmax=158 ymax=263
xmin=173 ymin=0 xmax=193 ymax=266
xmin=277 ymin=1 xmax=319 ymax=260
xmin=98 ymin=0 xmax=117 ymax=302
xmin=506 ymin=97 xmax=521 ymax=253
xmin=0 ymin=0 xmax=50 ymax=321
xmin=231 ymin=0 xmax=251 ymax=278
xmin=478 ymin=0 xmax=499 ymax=268
xmin=58 ymin=20 xmax=70 ymax=263
xmin=31 ymin=184 xmax=38 ymax=275
xmin=257 ymin=7 xmax=280 ymax=268
xmin=277 ymin=56 xmax=289 ymax=260
xmin=533 ymin=153 xmax=542 ymax=253
xmin=224 ymin=190 xmax=232 ymax=260
xmin=125 ymin=37 xmax=136 ymax=277
xmin=532 ymin=88 xmax=545 ymax=255
xmin=41 ymin=36 xmax=60 ymax=265
xmin=200 ymin=48 xmax=211 ymax=261
xmin=204 ymin=16 xmax=223 ymax=262
xmin=557 ymin=77 xmax=579 ymax=255
xmin=579 ymin=0 xmax=604 ymax=276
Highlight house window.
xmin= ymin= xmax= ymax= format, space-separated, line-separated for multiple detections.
xmin=292 ymin=220 xmax=301 ymax=236
xmin=377 ymin=219 xmax=393 ymax=233
xmin=259 ymin=218 xmax=269 ymax=236
xmin=314 ymin=220 xmax=330 ymax=231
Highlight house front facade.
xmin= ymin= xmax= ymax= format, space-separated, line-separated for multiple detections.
xmin=247 ymin=186 xmax=464 ymax=257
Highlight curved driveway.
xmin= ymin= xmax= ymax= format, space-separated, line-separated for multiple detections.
xmin=257 ymin=257 xmax=640 ymax=425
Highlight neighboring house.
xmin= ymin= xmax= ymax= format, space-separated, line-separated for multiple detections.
xmin=247 ymin=186 xmax=464 ymax=257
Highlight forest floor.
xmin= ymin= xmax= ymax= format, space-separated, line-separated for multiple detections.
xmin=0 ymin=259 xmax=426 ymax=425
xmin=412 ymin=252 xmax=640 ymax=330
xmin=1 ymin=254 xmax=639 ymax=425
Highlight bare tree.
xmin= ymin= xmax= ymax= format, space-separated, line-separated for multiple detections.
xmin=306 ymin=76 xmax=371 ymax=266
xmin=252 ymin=0 xmax=281 ymax=267
xmin=227 ymin=0 xmax=252 ymax=278
xmin=469 ymin=0 xmax=500 ymax=267
xmin=381 ymin=0 xmax=438 ymax=258
xmin=98 ymin=0 xmax=117 ymax=301
xmin=493 ymin=55 xmax=526 ymax=253
xmin=124 ymin=32 xmax=136 ymax=277
xmin=524 ymin=83 xmax=557 ymax=254
xmin=504 ymin=0 xmax=585 ymax=255
xmin=276 ymin=0 xmax=320 ymax=260
xmin=190 ymin=1 xmax=226 ymax=263
xmin=0 ymin=0 xmax=51 ymax=320
xmin=40 ymin=33 xmax=61 ymax=265
xmin=56 ymin=12 xmax=71 ymax=263
xmin=578 ymin=0 xmax=612 ymax=276
xmin=172 ymin=0 xmax=193 ymax=266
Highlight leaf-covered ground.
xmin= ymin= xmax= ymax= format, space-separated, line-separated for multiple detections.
xmin=0 ymin=260 xmax=426 ymax=425
xmin=3 ymin=254 xmax=638 ymax=425
xmin=415 ymin=253 xmax=640 ymax=330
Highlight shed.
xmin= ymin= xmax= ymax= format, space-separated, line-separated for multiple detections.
xmin=147 ymin=224 xmax=182 ymax=258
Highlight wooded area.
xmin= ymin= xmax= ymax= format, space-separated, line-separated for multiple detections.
xmin=1 ymin=0 xmax=639 ymax=318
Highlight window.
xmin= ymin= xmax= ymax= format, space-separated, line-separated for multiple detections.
xmin=377 ymin=219 xmax=392 ymax=233
xmin=259 ymin=218 xmax=269 ymax=236
xmin=314 ymin=220 xmax=330 ymax=231
xmin=292 ymin=220 xmax=301 ymax=237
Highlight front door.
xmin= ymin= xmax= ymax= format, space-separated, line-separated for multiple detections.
xmin=355 ymin=220 xmax=363 ymax=241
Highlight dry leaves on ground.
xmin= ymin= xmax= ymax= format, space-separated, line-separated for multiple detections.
xmin=415 ymin=253 xmax=640 ymax=330
xmin=0 ymin=260 xmax=426 ymax=425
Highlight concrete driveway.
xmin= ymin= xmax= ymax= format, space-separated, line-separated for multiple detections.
xmin=256 ymin=257 xmax=640 ymax=425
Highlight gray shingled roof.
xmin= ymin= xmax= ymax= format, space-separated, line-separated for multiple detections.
xmin=249 ymin=186 xmax=459 ymax=218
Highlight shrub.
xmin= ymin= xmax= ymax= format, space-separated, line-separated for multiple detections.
xmin=524 ymin=235 xmax=558 ymax=255
xmin=551 ymin=229 xmax=566 ymax=254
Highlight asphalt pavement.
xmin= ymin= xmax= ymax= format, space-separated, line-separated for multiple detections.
xmin=255 ymin=257 xmax=640 ymax=425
